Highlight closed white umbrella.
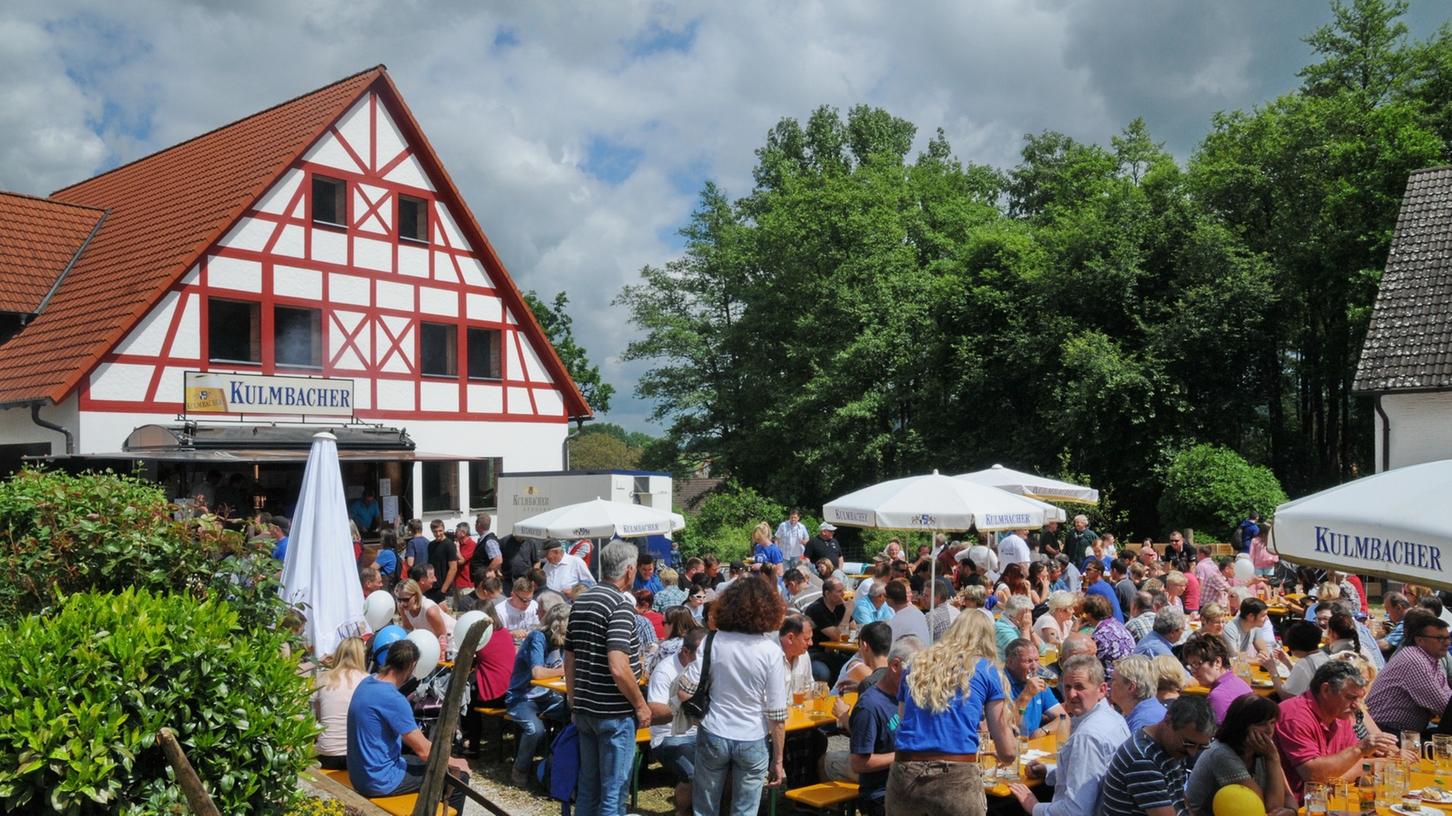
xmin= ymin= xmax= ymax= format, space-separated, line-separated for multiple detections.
xmin=280 ymin=432 xmax=366 ymax=658
xmin=955 ymin=464 xmax=1100 ymax=505
xmin=513 ymin=498 xmax=685 ymax=540
xmin=1271 ymin=459 xmax=1452 ymax=589
xmin=822 ymin=471 xmax=1053 ymax=634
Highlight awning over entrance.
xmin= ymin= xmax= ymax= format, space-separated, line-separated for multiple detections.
xmin=37 ymin=423 xmax=455 ymax=463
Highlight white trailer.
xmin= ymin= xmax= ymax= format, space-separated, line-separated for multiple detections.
xmin=494 ymin=469 xmax=674 ymax=539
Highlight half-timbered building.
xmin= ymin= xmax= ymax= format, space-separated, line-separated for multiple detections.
xmin=0 ymin=66 xmax=590 ymax=523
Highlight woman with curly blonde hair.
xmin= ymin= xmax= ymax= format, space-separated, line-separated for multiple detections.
xmin=886 ymin=610 xmax=1017 ymax=816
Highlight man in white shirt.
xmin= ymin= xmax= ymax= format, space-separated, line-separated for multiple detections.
xmin=541 ymin=539 xmax=595 ymax=599
xmin=780 ymin=612 xmax=815 ymax=699
xmin=494 ymin=577 xmax=540 ymax=637
xmin=774 ymin=508 xmax=811 ymax=564
xmin=646 ymin=627 xmax=702 ymax=816
xmin=999 ymin=528 xmax=1032 ymax=571
xmin=883 ymin=579 xmax=930 ymax=644
xmin=1009 ymin=654 xmax=1130 ymax=816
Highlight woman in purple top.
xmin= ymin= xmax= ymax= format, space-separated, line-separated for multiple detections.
xmin=1082 ymin=593 xmax=1134 ymax=678
xmin=1181 ymin=631 xmax=1253 ymax=724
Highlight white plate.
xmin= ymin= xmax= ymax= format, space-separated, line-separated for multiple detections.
xmin=1412 ymin=789 xmax=1452 ymax=804
xmin=1391 ymin=805 xmax=1441 ymax=816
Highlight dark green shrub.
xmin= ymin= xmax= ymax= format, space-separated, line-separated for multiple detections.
xmin=1157 ymin=444 xmax=1288 ymax=540
xmin=677 ymin=482 xmax=786 ymax=562
xmin=0 ymin=468 xmax=285 ymax=627
xmin=0 ymin=588 xmax=317 ymax=814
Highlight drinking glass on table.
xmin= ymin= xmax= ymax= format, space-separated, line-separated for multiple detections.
xmin=791 ymin=676 xmax=810 ymax=711
xmin=1403 ymin=730 xmax=1423 ymax=769
xmin=1437 ymin=734 xmax=1452 ymax=772
xmin=1305 ymin=782 xmax=1328 ymax=815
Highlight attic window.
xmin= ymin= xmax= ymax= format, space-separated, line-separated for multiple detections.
xmin=399 ymin=195 xmax=428 ymax=242
xmin=208 ymin=299 xmax=260 ymax=364
xmin=468 ymin=327 xmax=501 ymax=380
xmin=274 ymin=306 xmax=321 ymax=368
xmin=420 ymin=322 xmax=457 ymax=377
xmin=312 ymin=175 xmax=346 ymax=226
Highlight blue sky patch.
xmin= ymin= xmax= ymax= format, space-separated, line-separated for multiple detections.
xmin=581 ymin=135 xmax=644 ymax=185
xmin=628 ymin=18 xmax=699 ymax=57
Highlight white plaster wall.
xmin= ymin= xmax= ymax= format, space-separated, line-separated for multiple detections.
xmin=1380 ymin=391 xmax=1452 ymax=471
xmin=0 ymin=394 xmax=79 ymax=454
xmin=74 ymin=408 xmax=173 ymax=454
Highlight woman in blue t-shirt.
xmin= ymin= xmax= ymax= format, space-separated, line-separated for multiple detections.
xmin=887 ymin=610 xmax=1017 ymax=816
xmin=501 ymin=603 xmax=569 ymax=787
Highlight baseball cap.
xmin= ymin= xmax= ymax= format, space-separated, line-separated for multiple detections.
xmin=819 ymin=522 xmax=837 ymax=532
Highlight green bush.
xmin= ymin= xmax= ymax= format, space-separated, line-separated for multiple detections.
xmin=0 ymin=468 xmax=285 ymax=628
xmin=679 ymin=483 xmax=816 ymax=563
xmin=0 ymin=589 xmax=317 ymax=814
xmin=1157 ymin=444 xmax=1288 ymax=540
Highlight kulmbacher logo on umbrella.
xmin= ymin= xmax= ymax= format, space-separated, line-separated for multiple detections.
xmin=911 ymin=514 xmax=937 ymax=526
xmin=1312 ymin=525 xmax=1443 ymax=571
xmin=982 ymin=513 xmax=1034 ymax=527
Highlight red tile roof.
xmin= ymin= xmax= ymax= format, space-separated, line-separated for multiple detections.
xmin=0 ymin=66 xmax=590 ymax=419
xmin=0 ymin=66 xmax=384 ymax=406
xmin=0 ymin=192 xmax=104 ymax=314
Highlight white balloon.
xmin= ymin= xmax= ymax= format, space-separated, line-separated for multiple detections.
xmin=1233 ymin=555 xmax=1255 ymax=582
xmin=363 ymin=590 xmax=396 ymax=631
xmin=454 ymin=610 xmax=492 ymax=647
xmin=405 ymin=629 xmax=441 ymax=679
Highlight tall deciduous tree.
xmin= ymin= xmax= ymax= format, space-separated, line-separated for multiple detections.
xmin=523 ymin=290 xmax=614 ymax=428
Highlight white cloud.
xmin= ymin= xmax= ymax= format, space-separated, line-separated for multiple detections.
xmin=1 ymin=0 xmax=1446 ymax=432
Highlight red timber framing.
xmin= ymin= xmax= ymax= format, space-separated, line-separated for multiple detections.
xmin=79 ymin=85 xmax=576 ymax=425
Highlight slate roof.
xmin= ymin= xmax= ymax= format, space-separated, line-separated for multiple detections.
xmin=0 ymin=193 xmax=105 ymax=315
xmin=1353 ymin=166 xmax=1452 ymax=394
xmin=0 ymin=66 xmax=590 ymax=418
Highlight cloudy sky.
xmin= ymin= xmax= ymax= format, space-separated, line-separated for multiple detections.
xmin=3 ymin=1 xmax=1447 ymax=432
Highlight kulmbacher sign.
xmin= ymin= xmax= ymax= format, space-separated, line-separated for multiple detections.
xmin=184 ymin=372 xmax=354 ymax=417
xmin=1312 ymin=525 xmax=1444 ymax=572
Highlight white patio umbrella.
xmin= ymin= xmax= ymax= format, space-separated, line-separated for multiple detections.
xmin=1271 ymin=459 xmax=1452 ymax=590
xmin=955 ymin=464 xmax=1100 ymax=505
xmin=822 ymin=471 xmax=1054 ymax=632
xmin=280 ymin=432 xmax=367 ymax=658
xmin=513 ymin=497 xmax=685 ymax=540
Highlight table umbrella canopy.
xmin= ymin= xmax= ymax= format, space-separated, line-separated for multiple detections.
xmin=1271 ymin=459 xmax=1452 ymax=590
xmin=513 ymin=498 xmax=685 ymax=540
xmin=280 ymin=432 xmax=367 ymax=658
xmin=823 ymin=471 xmax=1053 ymax=533
xmin=954 ymin=464 xmax=1100 ymax=505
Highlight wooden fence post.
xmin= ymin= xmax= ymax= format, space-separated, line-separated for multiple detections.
xmin=411 ymin=620 xmax=487 ymax=816
xmin=158 ymin=728 xmax=222 ymax=816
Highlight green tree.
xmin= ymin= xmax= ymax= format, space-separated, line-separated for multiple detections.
xmin=523 ymin=290 xmax=614 ymax=426
xmin=568 ymin=432 xmax=640 ymax=470
xmin=1158 ymin=444 xmax=1289 ymax=539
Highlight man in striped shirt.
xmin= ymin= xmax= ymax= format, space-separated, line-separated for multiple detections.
xmin=564 ymin=540 xmax=649 ymax=816
xmin=1098 ymin=695 xmax=1214 ymax=816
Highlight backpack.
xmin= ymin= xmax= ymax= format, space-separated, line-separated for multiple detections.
xmin=539 ymin=723 xmax=579 ymax=810
xmin=1231 ymin=523 xmax=1245 ymax=552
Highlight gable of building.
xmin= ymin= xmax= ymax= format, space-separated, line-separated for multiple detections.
xmin=1354 ymin=165 xmax=1452 ymax=394
xmin=0 ymin=67 xmax=590 ymax=422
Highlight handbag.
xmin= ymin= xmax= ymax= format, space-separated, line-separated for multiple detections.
xmin=681 ymin=631 xmax=715 ymax=723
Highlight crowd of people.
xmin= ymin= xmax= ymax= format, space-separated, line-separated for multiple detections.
xmin=295 ymin=507 xmax=1452 ymax=816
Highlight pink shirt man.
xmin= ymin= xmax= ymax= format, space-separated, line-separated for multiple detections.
xmin=1274 ymin=690 xmax=1358 ymax=802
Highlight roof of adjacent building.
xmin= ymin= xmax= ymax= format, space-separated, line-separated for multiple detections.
xmin=0 ymin=192 xmax=105 ymax=315
xmin=1354 ymin=166 xmax=1452 ymax=395
xmin=0 ymin=66 xmax=590 ymax=418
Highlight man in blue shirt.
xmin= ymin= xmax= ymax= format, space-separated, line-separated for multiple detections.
xmin=1131 ymin=608 xmax=1186 ymax=659
xmin=633 ymin=552 xmax=663 ymax=594
xmin=346 ymin=639 xmax=469 ymax=808
xmin=269 ymin=516 xmax=291 ymax=561
xmin=349 ymin=488 xmax=382 ymax=534
xmin=1081 ymin=561 xmax=1124 ymax=622
xmin=1009 ymin=653 xmax=1131 ymax=816
xmin=1004 ymin=639 xmax=1066 ymax=739
xmin=1110 ymin=655 xmax=1168 ymax=734
xmin=850 ymin=634 xmax=923 ymax=816
xmin=402 ymin=518 xmax=430 ymax=574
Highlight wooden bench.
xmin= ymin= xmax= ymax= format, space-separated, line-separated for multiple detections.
xmin=785 ymin=781 xmax=860 ymax=815
xmin=470 ymin=705 xmax=515 ymax=763
xmin=317 ymin=768 xmax=453 ymax=816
